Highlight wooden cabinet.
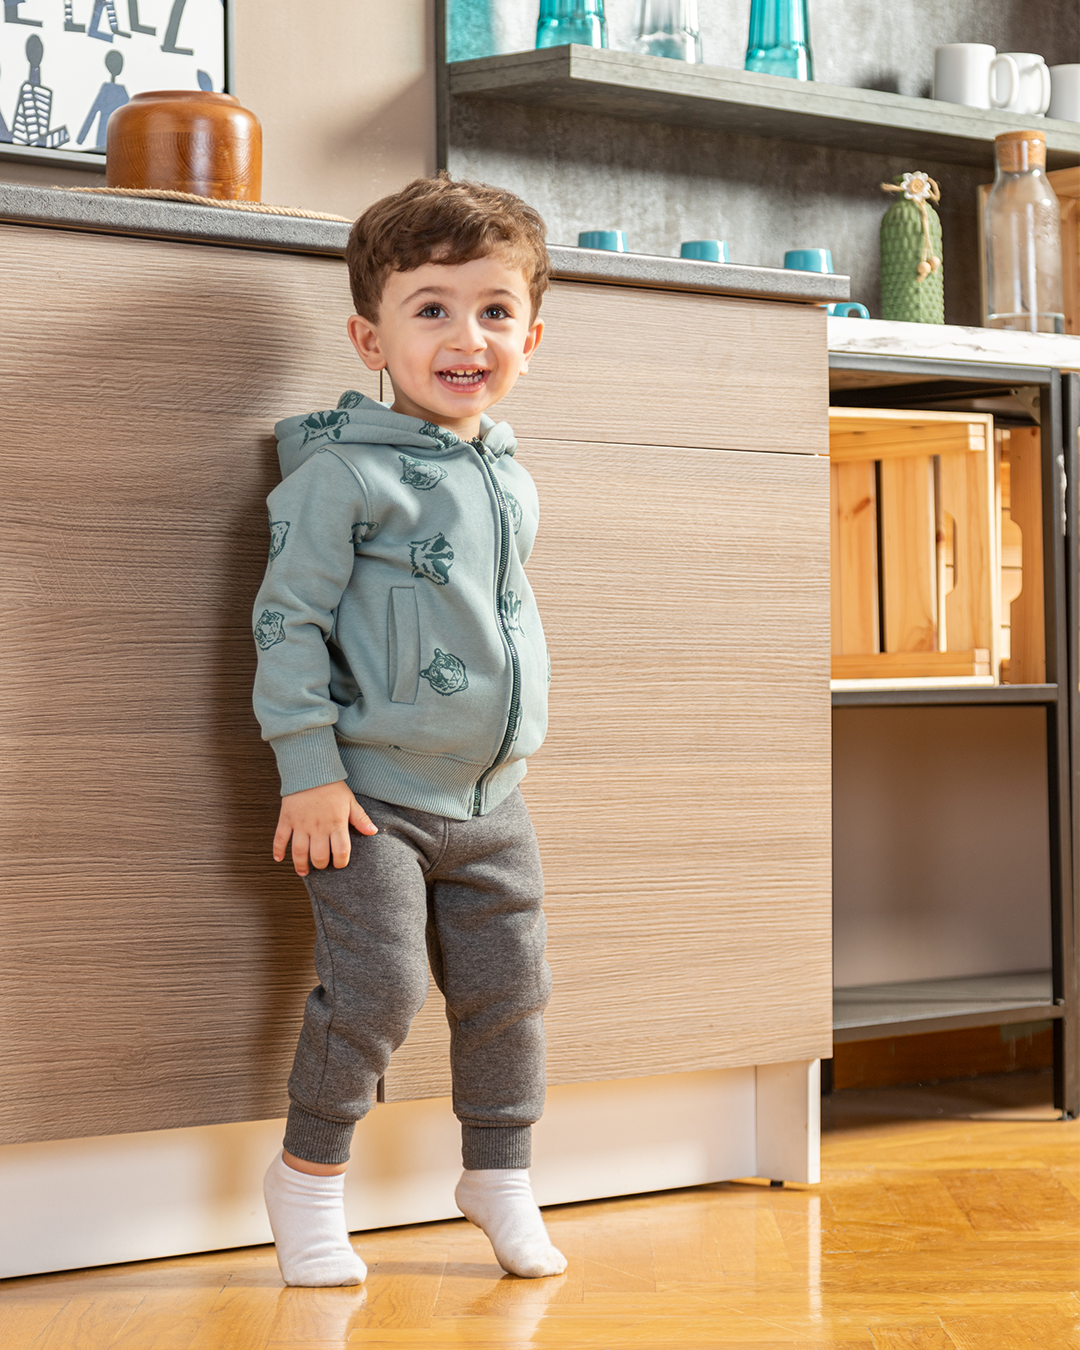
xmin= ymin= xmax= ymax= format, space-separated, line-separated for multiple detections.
xmin=0 ymin=223 xmax=831 ymax=1216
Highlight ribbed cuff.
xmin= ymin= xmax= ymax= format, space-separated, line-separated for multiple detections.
xmin=271 ymin=725 xmax=347 ymax=797
xmin=283 ymin=1102 xmax=356 ymax=1166
xmin=461 ymin=1124 xmax=532 ymax=1170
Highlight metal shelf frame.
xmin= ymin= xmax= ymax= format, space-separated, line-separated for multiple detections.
xmin=832 ymin=685 xmax=1058 ymax=708
xmin=828 ymin=354 xmax=1080 ymax=1116
xmin=833 ymin=972 xmax=1060 ymax=1044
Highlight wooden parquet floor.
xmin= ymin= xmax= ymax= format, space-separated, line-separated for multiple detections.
xmin=1 ymin=1071 xmax=1078 ymax=1349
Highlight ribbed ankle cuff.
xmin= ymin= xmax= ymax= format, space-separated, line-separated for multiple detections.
xmin=283 ymin=1102 xmax=356 ymax=1166
xmin=461 ymin=1124 xmax=532 ymax=1170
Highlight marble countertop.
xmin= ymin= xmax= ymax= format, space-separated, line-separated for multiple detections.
xmin=828 ymin=316 xmax=1080 ymax=371
xmin=0 ymin=183 xmax=849 ymax=305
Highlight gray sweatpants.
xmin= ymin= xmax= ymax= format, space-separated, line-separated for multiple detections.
xmin=282 ymin=787 xmax=551 ymax=1170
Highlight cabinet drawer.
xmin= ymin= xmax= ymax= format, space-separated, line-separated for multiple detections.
xmin=489 ymin=280 xmax=829 ymax=455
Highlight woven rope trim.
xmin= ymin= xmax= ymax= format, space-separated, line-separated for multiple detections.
xmin=56 ymin=184 xmax=351 ymax=222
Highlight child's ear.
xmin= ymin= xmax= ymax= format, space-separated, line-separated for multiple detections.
xmin=347 ymin=313 xmax=386 ymax=371
xmin=520 ymin=317 xmax=544 ymax=374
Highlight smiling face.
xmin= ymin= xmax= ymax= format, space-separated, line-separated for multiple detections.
xmin=346 ymin=251 xmax=544 ymax=440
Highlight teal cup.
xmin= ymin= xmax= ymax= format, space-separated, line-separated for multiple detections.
xmin=578 ymin=230 xmax=627 ymax=252
xmin=830 ymin=301 xmax=870 ymax=319
xmin=680 ymin=239 xmax=730 ymax=262
xmin=783 ymin=249 xmax=868 ymax=317
xmin=784 ymin=247 xmax=833 ymax=273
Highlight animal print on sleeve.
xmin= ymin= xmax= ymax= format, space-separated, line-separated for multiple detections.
xmin=254 ymin=610 xmax=286 ymax=650
xmin=268 ymin=519 xmax=290 ymax=561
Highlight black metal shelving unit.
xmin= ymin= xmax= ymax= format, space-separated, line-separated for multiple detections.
xmin=829 ymin=353 xmax=1080 ymax=1117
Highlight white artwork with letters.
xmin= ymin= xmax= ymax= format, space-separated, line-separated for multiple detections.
xmin=0 ymin=0 xmax=226 ymax=153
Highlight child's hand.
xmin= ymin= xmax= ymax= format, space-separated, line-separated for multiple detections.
xmin=273 ymin=781 xmax=377 ymax=876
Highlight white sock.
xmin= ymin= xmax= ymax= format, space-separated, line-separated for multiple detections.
xmin=262 ymin=1152 xmax=367 ymax=1287
xmin=454 ymin=1168 xmax=567 ymax=1279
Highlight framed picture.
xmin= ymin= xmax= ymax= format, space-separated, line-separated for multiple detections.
xmin=0 ymin=0 xmax=228 ymax=158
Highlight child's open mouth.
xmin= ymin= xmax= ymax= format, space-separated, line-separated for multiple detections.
xmin=438 ymin=367 xmax=488 ymax=390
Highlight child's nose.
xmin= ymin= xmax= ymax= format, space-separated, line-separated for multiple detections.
xmin=447 ymin=315 xmax=486 ymax=351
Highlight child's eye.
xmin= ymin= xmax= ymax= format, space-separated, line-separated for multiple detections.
xmin=483 ymin=305 xmax=510 ymax=320
xmin=418 ymin=304 xmax=446 ymax=319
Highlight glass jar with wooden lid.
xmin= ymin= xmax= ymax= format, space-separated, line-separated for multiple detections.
xmin=983 ymin=129 xmax=1064 ymax=333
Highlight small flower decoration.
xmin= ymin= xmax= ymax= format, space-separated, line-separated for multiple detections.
xmin=900 ymin=172 xmax=934 ymax=202
xmin=881 ymin=172 xmax=942 ymax=282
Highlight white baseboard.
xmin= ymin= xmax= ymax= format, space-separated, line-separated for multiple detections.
xmin=0 ymin=1061 xmax=819 ymax=1279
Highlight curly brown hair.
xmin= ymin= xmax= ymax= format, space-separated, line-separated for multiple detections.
xmin=345 ymin=173 xmax=551 ymax=322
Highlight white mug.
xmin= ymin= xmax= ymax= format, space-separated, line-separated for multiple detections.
xmin=934 ymin=44 xmax=1019 ymax=110
xmin=994 ymin=52 xmax=1052 ymax=116
xmin=1048 ymin=64 xmax=1080 ymax=122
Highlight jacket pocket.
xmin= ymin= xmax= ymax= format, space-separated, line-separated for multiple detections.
xmin=387 ymin=586 xmax=420 ymax=704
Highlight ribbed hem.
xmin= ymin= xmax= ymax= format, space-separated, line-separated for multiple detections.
xmin=339 ymin=740 xmax=526 ymax=821
xmin=270 ymin=725 xmax=347 ymax=797
xmin=283 ymin=1102 xmax=357 ymax=1166
xmin=461 ymin=1124 xmax=532 ymax=1170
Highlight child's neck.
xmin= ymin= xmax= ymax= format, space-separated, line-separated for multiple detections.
xmin=391 ymin=401 xmax=481 ymax=442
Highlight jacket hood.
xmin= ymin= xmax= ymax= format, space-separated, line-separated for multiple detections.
xmin=274 ymin=391 xmax=518 ymax=479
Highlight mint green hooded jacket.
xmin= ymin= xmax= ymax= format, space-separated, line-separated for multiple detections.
xmin=251 ymin=392 xmax=549 ymax=820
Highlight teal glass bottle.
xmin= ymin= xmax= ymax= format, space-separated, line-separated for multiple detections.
xmin=536 ymin=0 xmax=607 ymax=49
xmin=744 ymin=0 xmax=813 ymax=80
xmin=446 ymin=0 xmax=497 ymax=62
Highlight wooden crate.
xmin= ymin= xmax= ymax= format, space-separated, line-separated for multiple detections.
xmin=978 ymin=166 xmax=1079 ymax=334
xmin=1048 ymin=166 xmax=1079 ymax=337
xmin=998 ymin=424 xmax=1046 ymax=684
xmin=830 ymin=407 xmax=1001 ymax=681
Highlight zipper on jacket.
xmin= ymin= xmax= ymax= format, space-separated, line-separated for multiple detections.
xmin=471 ymin=445 xmax=521 ymax=816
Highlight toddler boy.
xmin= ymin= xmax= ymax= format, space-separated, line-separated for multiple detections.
xmin=251 ymin=175 xmax=565 ymax=1286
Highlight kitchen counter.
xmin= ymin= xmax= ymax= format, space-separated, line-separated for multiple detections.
xmin=0 ymin=182 xmax=849 ymax=305
xmin=828 ymin=315 xmax=1080 ymax=371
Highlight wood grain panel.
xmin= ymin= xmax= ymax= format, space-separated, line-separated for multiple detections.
xmin=487 ymin=280 xmax=829 ymax=455
xmin=1046 ymin=166 xmax=1078 ymax=336
xmin=0 ymin=224 xmax=377 ymax=1145
xmin=1004 ymin=427 xmax=1046 ymax=685
xmin=831 ymin=459 xmax=879 ymax=655
xmin=939 ymin=444 xmax=999 ymax=662
xmin=880 ymin=457 xmax=937 ymax=653
xmin=385 ymin=444 xmax=832 ymax=1100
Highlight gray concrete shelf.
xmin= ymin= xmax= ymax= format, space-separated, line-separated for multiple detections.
xmin=0 ymin=183 xmax=848 ymax=301
xmin=834 ymin=971 xmax=1059 ymax=1042
xmin=449 ymin=46 xmax=1080 ymax=171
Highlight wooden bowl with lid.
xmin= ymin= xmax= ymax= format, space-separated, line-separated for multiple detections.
xmin=106 ymin=90 xmax=262 ymax=201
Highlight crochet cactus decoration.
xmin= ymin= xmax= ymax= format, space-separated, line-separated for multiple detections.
xmin=880 ymin=172 xmax=944 ymax=324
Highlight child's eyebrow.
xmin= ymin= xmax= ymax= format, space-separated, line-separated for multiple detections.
xmin=402 ymin=285 xmax=525 ymax=306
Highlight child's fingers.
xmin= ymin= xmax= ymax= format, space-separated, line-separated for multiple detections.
xmin=308 ymin=831 xmax=332 ymax=871
xmin=290 ymin=830 xmax=311 ymax=877
xmin=349 ymin=799 xmax=379 ymax=836
xmin=330 ymin=823 xmax=352 ymax=870
xmin=273 ymin=816 xmax=293 ymax=863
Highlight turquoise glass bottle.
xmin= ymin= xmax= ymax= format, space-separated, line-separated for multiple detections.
xmin=446 ymin=0 xmax=498 ymax=62
xmin=744 ymin=0 xmax=813 ymax=80
xmin=536 ymin=0 xmax=607 ymax=49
